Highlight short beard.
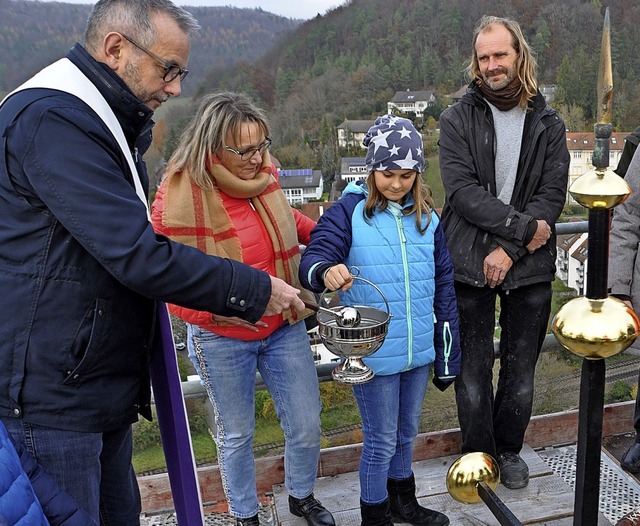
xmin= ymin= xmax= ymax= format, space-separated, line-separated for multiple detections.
xmin=120 ymin=60 xmax=166 ymax=106
xmin=483 ymin=68 xmax=515 ymax=91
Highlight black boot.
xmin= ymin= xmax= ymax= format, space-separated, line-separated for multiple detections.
xmin=235 ymin=515 xmax=259 ymax=526
xmin=360 ymin=499 xmax=393 ymax=526
xmin=387 ymin=474 xmax=449 ymax=526
xmin=289 ymin=494 xmax=335 ymax=526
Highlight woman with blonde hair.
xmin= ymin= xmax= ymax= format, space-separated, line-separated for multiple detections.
xmin=152 ymin=92 xmax=334 ymax=526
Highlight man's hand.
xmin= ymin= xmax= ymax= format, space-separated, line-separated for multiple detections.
xmin=323 ymin=264 xmax=354 ymax=291
xmin=526 ymin=219 xmax=551 ymax=253
xmin=483 ymin=246 xmax=513 ymax=288
xmin=263 ymin=276 xmax=305 ymax=317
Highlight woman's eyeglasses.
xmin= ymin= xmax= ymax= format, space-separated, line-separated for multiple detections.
xmin=224 ymin=138 xmax=272 ymax=161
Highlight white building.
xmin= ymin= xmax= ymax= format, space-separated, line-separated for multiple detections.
xmin=387 ymin=90 xmax=436 ymax=116
xmin=565 ymin=132 xmax=627 ymax=202
xmin=336 ymin=120 xmax=374 ymax=149
xmin=278 ymin=169 xmax=323 ymax=206
xmin=340 ymin=157 xmax=368 ymax=184
xmin=556 ymin=229 xmax=588 ymax=295
xmin=540 ymin=84 xmax=557 ymax=103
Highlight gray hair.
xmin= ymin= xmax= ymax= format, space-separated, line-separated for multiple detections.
xmin=167 ymin=92 xmax=270 ymax=190
xmin=84 ymin=0 xmax=200 ymax=52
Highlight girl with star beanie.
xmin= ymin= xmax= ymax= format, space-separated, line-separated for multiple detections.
xmin=299 ymin=114 xmax=460 ymax=526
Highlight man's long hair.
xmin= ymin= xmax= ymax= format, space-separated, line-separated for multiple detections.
xmin=466 ymin=15 xmax=538 ymax=107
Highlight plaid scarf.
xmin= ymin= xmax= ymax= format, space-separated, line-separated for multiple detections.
xmin=159 ymin=152 xmax=313 ymax=324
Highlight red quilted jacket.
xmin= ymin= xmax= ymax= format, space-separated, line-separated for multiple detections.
xmin=152 ymin=178 xmax=315 ymax=340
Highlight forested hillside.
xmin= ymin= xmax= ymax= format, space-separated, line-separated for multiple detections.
xmin=0 ymin=0 xmax=301 ymax=96
xmin=4 ymin=0 xmax=640 ymax=172
xmin=204 ymin=0 xmax=640 ymax=149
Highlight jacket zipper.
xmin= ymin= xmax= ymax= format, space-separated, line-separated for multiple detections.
xmin=442 ymin=321 xmax=451 ymax=375
xmin=432 ymin=314 xmax=452 ymax=376
xmin=395 ymin=215 xmax=413 ymax=368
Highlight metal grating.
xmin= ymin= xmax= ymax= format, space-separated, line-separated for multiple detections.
xmin=537 ymin=444 xmax=640 ymax=523
xmin=140 ymin=502 xmax=275 ymax=526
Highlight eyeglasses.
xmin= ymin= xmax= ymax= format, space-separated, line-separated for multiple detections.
xmin=122 ymin=34 xmax=189 ymax=83
xmin=224 ymin=138 xmax=272 ymax=161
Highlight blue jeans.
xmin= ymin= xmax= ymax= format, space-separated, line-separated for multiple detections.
xmin=454 ymin=281 xmax=552 ymax=457
xmin=353 ymin=365 xmax=430 ymax=504
xmin=188 ymin=321 xmax=322 ymax=519
xmin=1 ymin=418 xmax=140 ymax=525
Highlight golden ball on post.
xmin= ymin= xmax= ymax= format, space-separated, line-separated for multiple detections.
xmin=568 ymin=167 xmax=630 ymax=209
xmin=551 ymin=296 xmax=640 ymax=359
xmin=446 ymin=452 xmax=500 ymax=504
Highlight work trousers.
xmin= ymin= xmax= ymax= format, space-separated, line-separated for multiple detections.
xmin=454 ymin=281 xmax=552 ymax=457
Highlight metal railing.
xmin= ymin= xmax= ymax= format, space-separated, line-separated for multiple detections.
xmin=178 ymin=219 xmax=590 ymax=399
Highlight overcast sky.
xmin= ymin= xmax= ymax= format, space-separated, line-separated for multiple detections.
xmin=34 ymin=0 xmax=345 ymax=20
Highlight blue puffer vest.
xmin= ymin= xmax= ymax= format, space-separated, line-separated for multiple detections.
xmin=339 ymin=182 xmax=438 ymax=375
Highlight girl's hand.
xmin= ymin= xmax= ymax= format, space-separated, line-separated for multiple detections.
xmin=323 ymin=264 xmax=354 ymax=291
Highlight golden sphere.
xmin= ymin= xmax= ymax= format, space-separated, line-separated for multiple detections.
xmin=569 ymin=168 xmax=630 ymax=209
xmin=551 ymin=296 xmax=640 ymax=359
xmin=446 ymin=452 xmax=500 ymax=504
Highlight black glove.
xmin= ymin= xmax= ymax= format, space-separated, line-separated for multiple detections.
xmin=432 ymin=375 xmax=456 ymax=392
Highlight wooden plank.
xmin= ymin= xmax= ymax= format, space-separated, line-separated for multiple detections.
xmin=524 ymin=401 xmax=634 ymax=449
xmin=411 ymin=444 xmax=553 ymax=496
xmin=525 ymin=518 xmax=610 ymax=525
xmin=137 ymin=472 xmax=175 ymax=513
xmin=138 ymin=401 xmax=634 ymax=513
xmin=274 ymin=445 xmax=571 ymax=526
xmin=273 ymin=444 xmax=614 ymax=525
xmin=415 ymin=485 xmax=573 ymax=525
xmin=276 ymin=474 xmax=605 ymax=526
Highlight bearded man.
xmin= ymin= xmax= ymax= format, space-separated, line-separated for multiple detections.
xmin=438 ymin=15 xmax=570 ymax=490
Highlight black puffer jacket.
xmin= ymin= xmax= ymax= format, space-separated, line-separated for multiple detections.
xmin=438 ymin=83 xmax=570 ymax=289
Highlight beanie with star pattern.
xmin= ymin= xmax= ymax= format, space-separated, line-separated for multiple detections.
xmin=363 ymin=114 xmax=424 ymax=174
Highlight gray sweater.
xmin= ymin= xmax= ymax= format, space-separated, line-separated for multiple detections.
xmin=609 ymin=146 xmax=640 ymax=353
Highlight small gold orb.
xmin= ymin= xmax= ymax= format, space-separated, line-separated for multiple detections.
xmin=446 ymin=452 xmax=500 ymax=504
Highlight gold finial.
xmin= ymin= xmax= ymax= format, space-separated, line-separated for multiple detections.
xmin=552 ymin=296 xmax=640 ymax=359
xmin=597 ymin=7 xmax=613 ymax=124
xmin=568 ymin=7 xmax=629 ymax=209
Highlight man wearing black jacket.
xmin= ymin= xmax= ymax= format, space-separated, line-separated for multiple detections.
xmin=438 ymin=15 xmax=569 ymax=490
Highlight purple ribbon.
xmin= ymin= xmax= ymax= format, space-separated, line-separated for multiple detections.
xmin=149 ymin=304 xmax=204 ymax=525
